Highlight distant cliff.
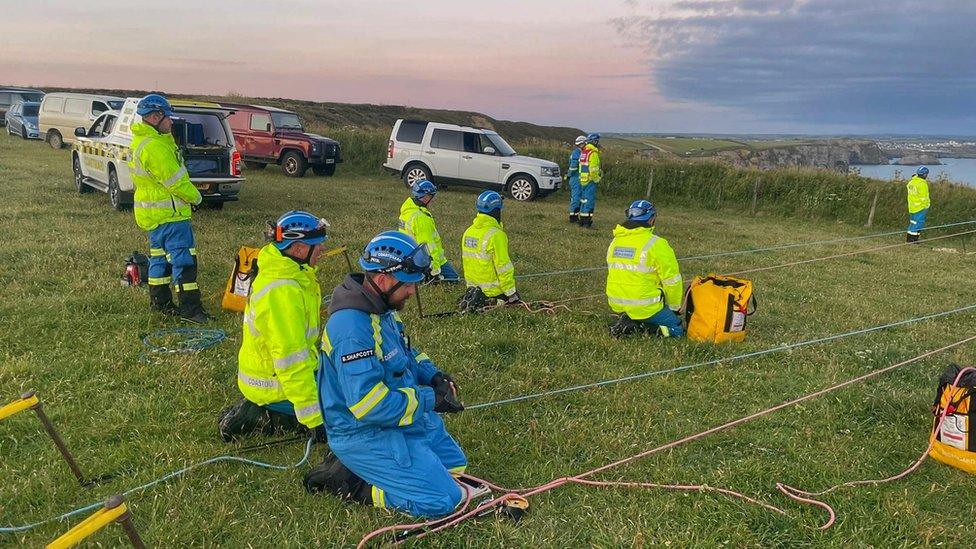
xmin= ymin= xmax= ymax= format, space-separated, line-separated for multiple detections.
xmin=895 ymin=153 xmax=941 ymax=166
xmin=710 ymin=140 xmax=887 ymax=171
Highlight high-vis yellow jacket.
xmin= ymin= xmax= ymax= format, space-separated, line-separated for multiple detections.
xmin=579 ymin=143 xmax=601 ymax=185
xmin=237 ymin=244 xmax=323 ymax=428
xmin=606 ymin=224 xmax=682 ymax=320
xmin=128 ymin=122 xmax=202 ymax=232
xmin=461 ymin=213 xmax=516 ymax=298
xmin=907 ymin=175 xmax=931 ymax=214
xmin=398 ymin=198 xmax=448 ymax=275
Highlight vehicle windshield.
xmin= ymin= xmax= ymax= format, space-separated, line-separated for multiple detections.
xmin=107 ymin=100 xmax=124 ymax=110
xmin=23 ymin=93 xmax=44 ymax=102
xmin=485 ymin=132 xmax=517 ymax=156
xmin=271 ymin=112 xmax=303 ymax=130
xmin=22 ymin=105 xmax=39 ymax=117
xmin=172 ymin=112 xmax=231 ymax=148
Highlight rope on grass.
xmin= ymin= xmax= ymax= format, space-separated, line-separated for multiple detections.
xmin=139 ymin=328 xmax=226 ymax=362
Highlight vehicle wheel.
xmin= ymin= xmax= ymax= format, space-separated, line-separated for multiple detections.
xmin=402 ymin=164 xmax=431 ymax=188
xmin=281 ymin=151 xmax=307 ymax=178
xmin=507 ymin=175 xmax=539 ymax=201
xmin=21 ymin=127 xmax=28 ymax=140
xmin=203 ymin=201 xmax=225 ymax=210
xmin=244 ymin=161 xmax=266 ymax=170
xmin=108 ymin=169 xmax=130 ymax=211
xmin=312 ymin=164 xmax=336 ymax=176
xmin=73 ymin=155 xmax=92 ymax=194
xmin=47 ymin=130 xmax=63 ymax=149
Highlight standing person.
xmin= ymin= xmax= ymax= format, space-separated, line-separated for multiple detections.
xmin=578 ymin=133 xmax=602 ymax=228
xmin=305 ymin=231 xmax=469 ymax=518
xmin=567 ymin=135 xmax=587 ymax=223
xmin=128 ymin=94 xmax=210 ymax=323
xmin=460 ymin=190 xmax=520 ymax=308
xmin=398 ymin=179 xmax=459 ymax=283
xmin=906 ymin=166 xmax=931 ymax=243
xmin=218 ymin=211 xmax=330 ymax=442
xmin=606 ymin=200 xmax=684 ymax=338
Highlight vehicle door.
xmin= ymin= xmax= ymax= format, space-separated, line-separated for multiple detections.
xmin=246 ymin=112 xmax=275 ymax=159
xmin=424 ymin=128 xmax=462 ymax=179
xmin=80 ymin=114 xmax=113 ymax=183
xmin=459 ymin=132 xmax=501 ymax=183
xmin=7 ymin=103 xmax=21 ymax=132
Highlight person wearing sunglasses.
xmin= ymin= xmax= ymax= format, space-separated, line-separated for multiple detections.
xmin=218 ymin=211 xmax=330 ymax=443
xmin=606 ymin=200 xmax=685 ymax=338
xmin=306 ymin=231 xmax=469 ymax=518
xmin=398 ymin=179 xmax=460 ymax=283
xmin=129 ymin=94 xmax=210 ymax=324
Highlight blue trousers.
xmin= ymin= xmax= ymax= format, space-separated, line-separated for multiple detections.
xmin=580 ymin=182 xmax=597 ymax=216
xmin=907 ymin=208 xmax=928 ymax=235
xmin=637 ymin=307 xmax=685 ymax=338
xmin=568 ymin=174 xmax=581 ymax=213
xmin=147 ymin=220 xmax=198 ymax=291
xmin=439 ymin=261 xmax=460 ymax=282
xmin=329 ymin=413 xmax=467 ymax=518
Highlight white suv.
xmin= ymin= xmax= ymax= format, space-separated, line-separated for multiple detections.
xmin=383 ymin=119 xmax=561 ymax=201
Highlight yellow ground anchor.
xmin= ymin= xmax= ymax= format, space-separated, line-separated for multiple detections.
xmin=323 ymin=245 xmax=353 ymax=272
xmin=0 ymin=391 xmax=88 ymax=485
xmin=46 ymin=495 xmax=145 ymax=549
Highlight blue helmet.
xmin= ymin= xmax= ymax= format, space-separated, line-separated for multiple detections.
xmin=270 ymin=210 xmax=329 ymax=250
xmin=625 ymin=199 xmax=656 ymax=222
xmin=359 ymin=231 xmax=431 ymax=283
xmin=476 ymin=190 xmax=504 ymax=213
xmin=136 ymin=94 xmax=174 ymax=117
xmin=916 ymin=166 xmax=929 ymax=177
xmin=586 ymin=132 xmax=601 ymax=143
xmin=411 ymin=179 xmax=438 ymax=200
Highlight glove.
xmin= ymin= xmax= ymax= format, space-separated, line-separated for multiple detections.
xmin=431 ymin=372 xmax=459 ymax=396
xmin=191 ymin=203 xmax=199 ymax=212
xmin=424 ymin=272 xmax=446 ymax=285
xmin=432 ymin=374 xmax=464 ymax=414
xmin=505 ymin=292 xmax=522 ymax=305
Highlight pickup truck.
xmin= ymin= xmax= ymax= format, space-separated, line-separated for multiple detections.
xmin=71 ymin=99 xmax=244 ymax=210
xmin=223 ymin=103 xmax=341 ymax=178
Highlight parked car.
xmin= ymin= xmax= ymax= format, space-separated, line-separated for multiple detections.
xmin=0 ymin=87 xmax=44 ymax=125
xmin=39 ymin=92 xmax=124 ymax=149
xmin=71 ymin=98 xmax=243 ymax=211
xmin=383 ymin=119 xmax=561 ymax=201
xmin=222 ymin=103 xmax=342 ymax=178
xmin=4 ymin=101 xmax=41 ymax=139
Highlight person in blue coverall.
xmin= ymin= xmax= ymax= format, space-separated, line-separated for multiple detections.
xmin=304 ymin=231 xmax=468 ymax=518
xmin=567 ymin=135 xmax=587 ymax=223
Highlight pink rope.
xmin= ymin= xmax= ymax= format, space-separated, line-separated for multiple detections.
xmin=356 ymin=335 xmax=976 ymax=546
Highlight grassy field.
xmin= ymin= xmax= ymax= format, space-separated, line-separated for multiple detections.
xmin=2 ymin=133 xmax=976 ymax=548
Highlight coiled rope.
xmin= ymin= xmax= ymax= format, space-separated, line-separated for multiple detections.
xmin=139 ymin=328 xmax=226 ymax=362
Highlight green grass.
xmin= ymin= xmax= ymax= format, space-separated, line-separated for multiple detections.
xmin=2 ymin=133 xmax=976 ymax=547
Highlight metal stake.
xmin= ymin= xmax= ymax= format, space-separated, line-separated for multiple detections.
xmin=105 ymin=496 xmax=147 ymax=549
xmin=24 ymin=391 xmax=87 ymax=485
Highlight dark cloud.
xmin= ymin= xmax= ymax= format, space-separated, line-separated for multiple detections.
xmin=612 ymin=0 xmax=976 ymax=132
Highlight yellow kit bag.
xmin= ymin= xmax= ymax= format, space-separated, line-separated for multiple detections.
xmin=930 ymin=363 xmax=976 ymax=474
xmin=221 ymin=246 xmax=260 ymax=313
xmin=684 ymin=275 xmax=756 ymax=343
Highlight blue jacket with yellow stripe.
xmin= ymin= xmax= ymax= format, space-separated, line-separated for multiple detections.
xmin=319 ymin=274 xmax=442 ymax=439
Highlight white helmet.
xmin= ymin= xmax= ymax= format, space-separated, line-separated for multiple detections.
xmin=575 ymin=135 xmax=587 ymax=145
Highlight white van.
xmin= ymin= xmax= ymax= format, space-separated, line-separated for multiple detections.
xmin=383 ymin=119 xmax=561 ymax=201
xmin=39 ymin=92 xmax=124 ymax=149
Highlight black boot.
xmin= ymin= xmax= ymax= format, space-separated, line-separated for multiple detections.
xmin=218 ymin=398 xmax=305 ymax=442
xmin=304 ymin=453 xmax=372 ymax=504
xmin=579 ymin=215 xmax=593 ymax=228
xmin=609 ymin=315 xmax=640 ymax=338
xmin=906 ymin=233 xmax=920 ymax=244
xmin=149 ymin=285 xmax=179 ymax=315
xmin=569 ymin=212 xmax=579 ymax=223
xmin=178 ymin=288 xmax=212 ymax=324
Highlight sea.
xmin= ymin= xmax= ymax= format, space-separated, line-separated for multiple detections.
xmin=854 ymin=158 xmax=976 ymax=188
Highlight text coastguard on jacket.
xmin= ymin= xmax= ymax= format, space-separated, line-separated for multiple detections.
xmin=907 ymin=174 xmax=931 ymax=213
xmin=128 ymin=122 xmax=202 ymax=231
xmin=606 ymin=224 xmax=683 ymax=320
xmin=398 ymin=197 xmax=448 ymax=275
xmin=579 ymin=143 xmax=601 ymax=185
xmin=237 ymin=244 xmax=323 ymax=428
xmin=461 ymin=213 xmax=516 ymax=298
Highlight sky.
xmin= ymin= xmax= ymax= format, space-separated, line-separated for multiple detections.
xmin=3 ymin=0 xmax=974 ymax=134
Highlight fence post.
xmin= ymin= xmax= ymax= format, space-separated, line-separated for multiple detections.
xmin=644 ymin=169 xmax=654 ymax=200
xmin=750 ymin=178 xmax=760 ymax=216
xmin=865 ymin=189 xmax=880 ymax=227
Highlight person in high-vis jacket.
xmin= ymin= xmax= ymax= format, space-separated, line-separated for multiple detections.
xmin=398 ymin=179 xmax=459 ymax=283
xmin=606 ymin=200 xmax=684 ymax=338
xmin=128 ymin=94 xmax=210 ymax=324
xmin=460 ymin=190 xmax=520 ymax=306
xmin=218 ymin=211 xmax=329 ymax=442
xmin=906 ymin=166 xmax=931 ymax=243
xmin=305 ymin=231 xmax=469 ymax=518
xmin=578 ymin=133 xmax=602 ymax=228
xmin=567 ymin=135 xmax=587 ymax=223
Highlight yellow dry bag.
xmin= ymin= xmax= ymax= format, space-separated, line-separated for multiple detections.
xmin=684 ymin=275 xmax=756 ymax=343
xmin=930 ymin=363 xmax=976 ymax=474
xmin=221 ymin=246 xmax=260 ymax=313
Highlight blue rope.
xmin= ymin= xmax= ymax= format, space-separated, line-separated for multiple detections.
xmin=0 ymin=438 xmax=314 ymax=534
xmin=140 ymin=328 xmax=226 ymax=362
xmin=466 ymin=303 xmax=976 ymax=411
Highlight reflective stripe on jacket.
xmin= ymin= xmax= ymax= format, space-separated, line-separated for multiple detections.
xmin=606 ymin=224 xmax=682 ymax=320
xmin=461 ymin=213 xmax=516 ymax=298
xmin=579 ymin=143 xmax=601 ymax=185
xmin=128 ymin=122 xmax=202 ymax=231
xmin=568 ymin=147 xmax=581 ymax=176
xmin=907 ymin=175 xmax=931 ymax=214
xmin=398 ymin=197 xmax=448 ymax=274
xmin=237 ymin=244 xmax=323 ymax=428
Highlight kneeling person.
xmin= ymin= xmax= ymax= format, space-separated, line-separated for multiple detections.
xmin=606 ymin=200 xmax=684 ymax=338
xmin=460 ymin=190 xmax=521 ymax=309
xmin=308 ymin=231 xmax=467 ymax=518
xmin=398 ymin=179 xmax=459 ymax=283
xmin=219 ymin=211 xmax=329 ymax=442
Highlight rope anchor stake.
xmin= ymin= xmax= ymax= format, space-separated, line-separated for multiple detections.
xmin=0 ymin=391 xmax=88 ymax=486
